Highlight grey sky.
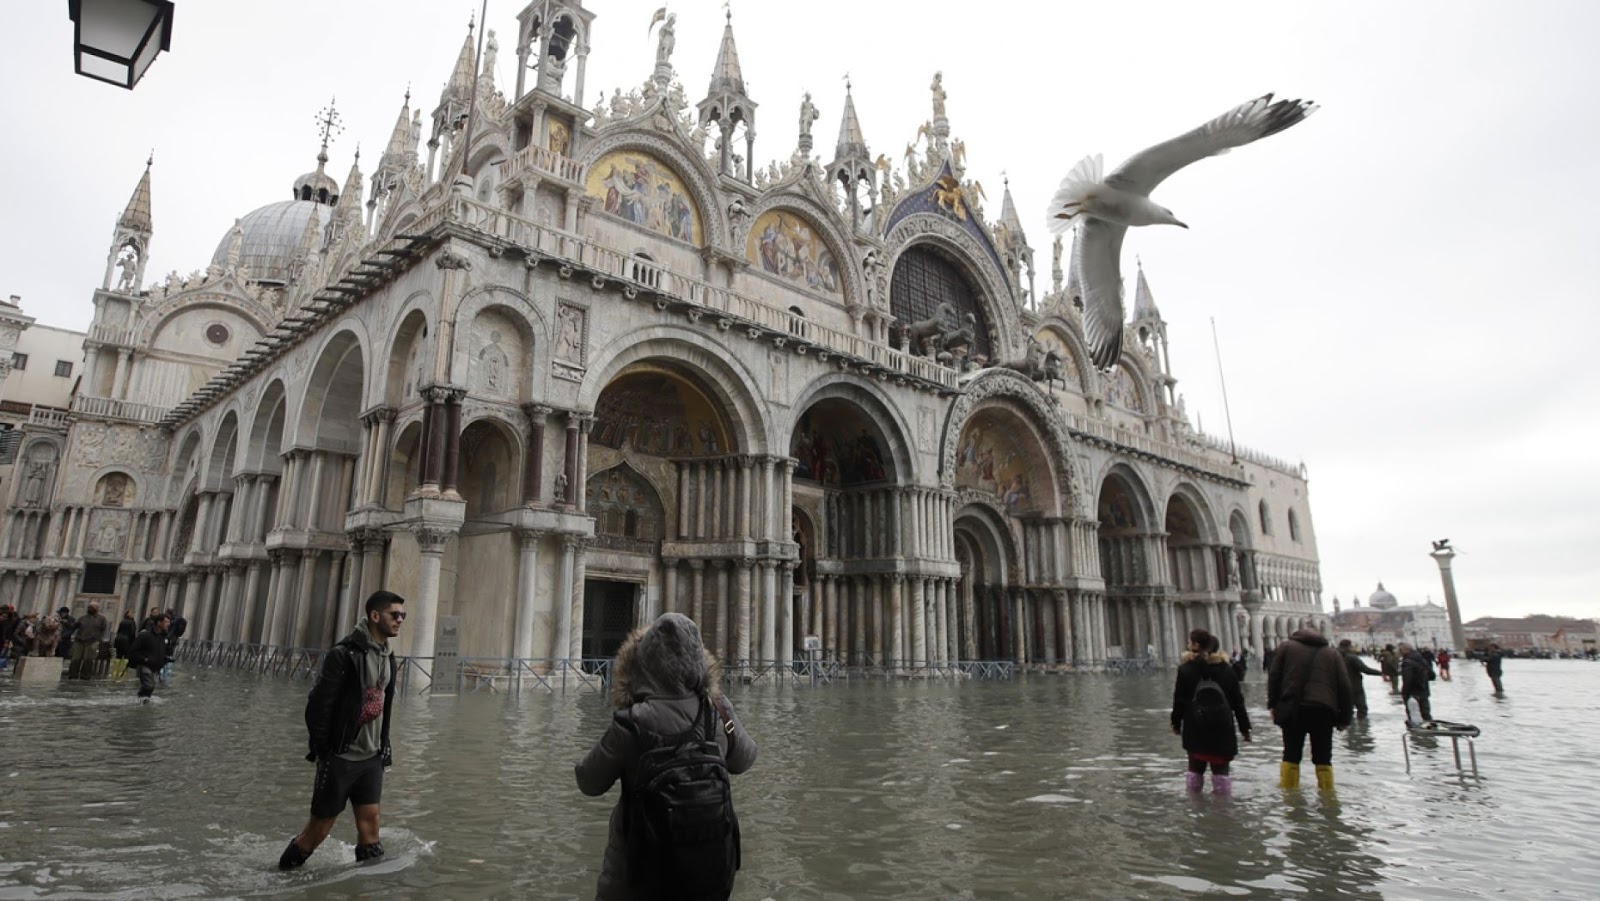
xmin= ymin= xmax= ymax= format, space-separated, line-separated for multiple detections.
xmin=3 ymin=1 xmax=1595 ymax=620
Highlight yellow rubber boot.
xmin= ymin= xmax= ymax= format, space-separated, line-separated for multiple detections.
xmin=1315 ymin=765 xmax=1335 ymax=792
xmin=1279 ymin=761 xmax=1301 ymax=789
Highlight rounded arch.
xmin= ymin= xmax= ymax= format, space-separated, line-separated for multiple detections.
xmin=1164 ymin=482 xmax=1221 ymax=545
xmin=384 ymin=418 xmax=425 ymax=509
xmin=86 ymin=466 xmax=139 ymax=508
xmin=1228 ymin=508 xmax=1253 ymax=550
xmin=459 ymin=415 xmax=522 ymax=518
xmin=295 ymin=329 xmax=367 ymax=452
xmin=136 ymin=290 xmax=276 ymax=347
xmin=168 ymin=427 xmax=206 ymax=506
xmin=788 ymin=375 xmax=916 ymax=488
xmin=950 ymin=399 xmax=1060 ymax=518
xmin=940 ymin=368 xmax=1085 ymax=517
xmin=450 ymin=285 xmax=549 ymax=400
xmin=882 ymin=214 xmax=1021 ymax=361
xmin=386 ymin=299 xmax=434 ymax=408
xmin=1096 ymin=463 xmax=1158 ymax=534
xmin=581 ymin=132 xmax=728 ymax=248
xmin=742 ymin=198 xmax=857 ymax=306
xmin=244 ymin=380 xmax=289 ymax=473
xmin=1105 ymin=352 xmax=1156 ymax=414
xmin=954 ymin=501 xmax=1020 ymax=660
xmin=580 ymin=326 xmax=768 ymax=456
xmin=201 ymin=411 xmax=242 ymax=492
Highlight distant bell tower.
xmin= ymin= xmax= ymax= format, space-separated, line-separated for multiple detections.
xmin=825 ymin=80 xmax=876 ymax=229
xmin=1131 ymin=259 xmax=1176 ymax=406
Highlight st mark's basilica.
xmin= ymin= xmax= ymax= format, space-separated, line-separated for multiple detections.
xmin=0 ymin=1 xmax=1327 ymax=678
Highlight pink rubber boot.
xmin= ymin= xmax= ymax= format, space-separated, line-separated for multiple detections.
xmin=1185 ymin=771 xmax=1204 ymax=793
xmin=1212 ymin=774 xmax=1233 ymax=795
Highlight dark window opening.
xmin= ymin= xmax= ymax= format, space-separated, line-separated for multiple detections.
xmin=82 ymin=562 xmax=119 ymax=595
xmin=889 ymin=247 xmax=993 ymax=359
xmin=54 ymin=360 xmax=73 ymax=378
xmin=10 ymin=352 xmax=27 ymax=370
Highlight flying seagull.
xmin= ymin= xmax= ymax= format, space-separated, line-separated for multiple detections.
xmin=1047 ymin=93 xmax=1318 ymax=369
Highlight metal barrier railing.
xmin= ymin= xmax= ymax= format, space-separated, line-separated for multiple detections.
xmin=175 ymin=640 xmax=1186 ymax=694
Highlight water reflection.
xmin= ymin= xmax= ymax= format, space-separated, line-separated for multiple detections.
xmin=1 ymin=661 xmax=1597 ymax=899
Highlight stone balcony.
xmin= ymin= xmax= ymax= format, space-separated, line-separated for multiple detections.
xmin=72 ymin=394 xmax=168 ymax=424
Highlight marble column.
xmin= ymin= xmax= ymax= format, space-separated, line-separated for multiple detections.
xmin=515 ymin=529 xmax=542 ymax=659
xmin=410 ymin=528 xmax=451 ymax=661
xmin=661 ymin=558 xmax=679 ymax=617
xmin=293 ymin=549 xmax=320 ymax=647
xmin=522 ymin=404 xmax=550 ymax=505
xmin=555 ymin=535 xmax=578 ymax=661
xmin=777 ymin=563 xmax=794 ymax=670
xmin=910 ymin=576 xmax=927 ymax=668
xmin=441 ymin=390 xmax=464 ymax=496
xmin=734 ymin=559 xmax=753 ymax=668
xmin=241 ymin=561 xmax=265 ymax=644
xmin=889 ymin=574 xmax=905 ymax=668
xmin=760 ymin=560 xmax=777 ymax=666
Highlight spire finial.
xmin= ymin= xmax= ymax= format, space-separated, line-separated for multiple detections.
xmin=314 ymin=97 xmax=344 ymax=167
xmin=145 ymin=150 xmax=153 ymax=168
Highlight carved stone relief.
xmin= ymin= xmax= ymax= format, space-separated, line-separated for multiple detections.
xmin=553 ymin=302 xmax=588 ymax=383
xmin=88 ymin=509 xmax=131 ymax=558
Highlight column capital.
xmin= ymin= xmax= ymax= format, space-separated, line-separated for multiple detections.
xmin=360 ymin=404 xmax=398 ymax=426
xmin=518 ymin=527 xmax=546 ymax=545
xmin=560 ymin=532 xmax=588 ymax=551
xmin=523 ymin=402 xmax=554 ymax=420
xmin=735 ymin=558 xmax=753 ymax=572
xmin=415 ymin=526 xmax=455 ymax=554
xmin=661 ymin=556 xmax=679 ymax=568
xmin=687 ymin=558 xmax=705 ymax=572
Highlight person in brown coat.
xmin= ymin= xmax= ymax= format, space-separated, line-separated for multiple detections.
xmin=1267 ymin=626 xmax=1353 ymax=791
xmin=576 ymin=613 xmax=756 ymax=901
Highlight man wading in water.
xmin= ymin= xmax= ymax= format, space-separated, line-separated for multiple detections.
xmin=279 ymin=590 xmax=404 ymax=869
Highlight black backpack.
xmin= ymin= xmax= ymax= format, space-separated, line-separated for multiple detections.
xmin=617 ymin=696 xmax=740 ymax=901
xmin=1189 ymin=673 xmax=1231 ymax=729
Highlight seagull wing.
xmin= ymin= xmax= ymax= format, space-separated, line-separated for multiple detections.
xmin=1105 ymin=94 xmax=1319 ymax=197
xmin=1075 ymin=217 xmax=1128 ymax=370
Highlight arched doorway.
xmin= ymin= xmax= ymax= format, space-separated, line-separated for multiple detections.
xmin=1097 ymin=469 xmax=1156 ymax=659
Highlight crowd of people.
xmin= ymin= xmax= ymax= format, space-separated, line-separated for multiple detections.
xmin=1172 ymin=626 xmax=1508 ymax=796
xmin=0 ymin=604 xmax=186 ymax=698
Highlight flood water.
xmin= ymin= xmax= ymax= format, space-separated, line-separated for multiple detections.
xmin=2 ymin=658 xmax=1598 ymax=900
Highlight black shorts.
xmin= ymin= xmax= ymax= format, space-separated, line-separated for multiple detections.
xmin=310 ymin=753 xmax=384 ymax=818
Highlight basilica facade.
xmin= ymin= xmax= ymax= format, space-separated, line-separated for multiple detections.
xmin=0 ymin=1 xmax=1326 ymax=676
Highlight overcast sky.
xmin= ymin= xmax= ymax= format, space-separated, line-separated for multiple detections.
xmin=2 ymin=1 xmax=1595 ymax=621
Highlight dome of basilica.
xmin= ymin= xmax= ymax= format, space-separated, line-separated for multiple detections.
xmin=211 ymin=199 xmax=331 ymax=286
xmin=1368 ymin=582 xmax=1398 ymax=610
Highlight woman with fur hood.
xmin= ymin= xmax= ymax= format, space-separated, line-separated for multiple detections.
xmin=576 ymin=613 xmax=757 ymax=901
xmin=1170 ymin=629 xmax=1251 ymax=794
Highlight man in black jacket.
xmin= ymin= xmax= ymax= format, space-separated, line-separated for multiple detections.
xmin=127 ymin=614 xmax=170 ymax=701
xmin=279 ymin=590 xmax=405 ymax=870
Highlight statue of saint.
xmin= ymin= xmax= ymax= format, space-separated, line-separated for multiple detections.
xmin=799 ymin=92 xmax=820 ymax=139
xmin=930 ymin=71 xmax=947 ymax=120
xmin=655 ymin=13 xmax=676 ymax=66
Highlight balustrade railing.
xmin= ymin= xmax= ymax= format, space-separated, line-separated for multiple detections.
xmin=72 ymin=394 xmax=168 ymax=423
xmin=445 ymin=194 xmax=958 ymax=390
xmin=26 ymin=405 xmax=71 ymax=428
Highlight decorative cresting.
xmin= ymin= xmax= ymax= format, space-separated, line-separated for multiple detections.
xmin=882 ymin=164 xmax=1008 ymax=277
xmin=580 ymin=133 xmax=727 ymax=249
xmin=883 ymin=215 xmax=1020 ymax=355
xmin=939 ymin=368 xmax=1087 ymax=517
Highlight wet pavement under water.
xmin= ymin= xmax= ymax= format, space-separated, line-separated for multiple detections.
xmin=2 ymin=658 xmax=1597 ymax=900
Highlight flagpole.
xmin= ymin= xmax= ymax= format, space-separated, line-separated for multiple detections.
xmin=1210 ymin=316 xmax=1238 ymax=464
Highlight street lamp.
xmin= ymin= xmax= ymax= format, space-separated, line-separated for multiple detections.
xmin=69 ymin=0 xmax=174 ymax=90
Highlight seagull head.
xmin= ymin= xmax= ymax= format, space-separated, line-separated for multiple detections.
xmin=1160 ymin=207 xmax=1188 ymax=229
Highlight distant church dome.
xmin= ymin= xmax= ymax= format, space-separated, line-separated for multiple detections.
xmin=1368 ymin=582 xmax=1398 ymax=610
xmin=211 ymin=200 xmax=331 ymax=286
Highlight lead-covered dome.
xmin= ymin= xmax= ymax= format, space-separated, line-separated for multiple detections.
xmin=211 ymin=200 xmax=330 ymax=286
